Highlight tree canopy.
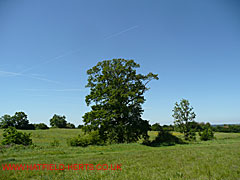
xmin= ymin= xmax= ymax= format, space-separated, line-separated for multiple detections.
xmin=0 ymin=112 xmax=34 ymax=130
xmin=50 ymin=114 xmax=67 ymax=128
xmin=82 ymin=59 xmax=158 ymax=143
xmin=172 ymin=99 xmax=196 ymax=140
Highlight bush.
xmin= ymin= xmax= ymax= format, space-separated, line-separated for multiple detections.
xmin=34 ymin=123 xmax=49 ymax=130
xmin=151 ymin=123 xmax=162 ymax=131
xmin=66 ymin=123 xmax=75 ymax=129
xmin=199 ymin=127 xmax=214 ymax=141
xmin=67 ymin=131 xmax=103 ymax=147
xmin=143 ymin=129 xmax=183 ymax=146
xmin=1 ymin=127 xmax=32 ymax=146
xmin=77 ymin=125 xmax=84 ymax=129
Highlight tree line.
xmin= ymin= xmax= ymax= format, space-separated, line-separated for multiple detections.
xmin=0 ymin=112 xmax=79 ymax=130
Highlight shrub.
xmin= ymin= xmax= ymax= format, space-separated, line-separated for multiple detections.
xmin=1 ymin=127 xmax=32 ymax=146
xmin=143 ymin=129 xmax=183 ymax=146
xmin=66 ymin=123 xmax=75 ymax=129
xmin=34 ymin=123 xmax=49 ymax=130
xmin=199 ymin=127 xmax=214 ymax=141
xmin=67 ymin=131 xmax=103 ymax=147
xmin=77 ymin=125 xmax=84 ymax=129
xmin=151 ymin=123 xmax=162 ymax=131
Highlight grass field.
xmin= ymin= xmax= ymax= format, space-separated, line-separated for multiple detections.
xmin=0 ymin=129 xmax=240 ymax=180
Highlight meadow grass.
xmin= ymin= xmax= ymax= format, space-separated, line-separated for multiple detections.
xmin=0 ymin=129 xmax=240 ymax=180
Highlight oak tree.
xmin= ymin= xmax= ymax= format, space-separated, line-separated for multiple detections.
xmin=83 ymin=59 xmax=158 ymax=143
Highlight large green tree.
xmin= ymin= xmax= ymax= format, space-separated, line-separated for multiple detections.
xmin=83 ymin=59 xmax=158 ymax=143
xmin=172 ymin=99 xmax=196 ymax=140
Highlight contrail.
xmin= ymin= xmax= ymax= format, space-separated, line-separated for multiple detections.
xmin=23 ymin=88 xmax=85 ymax=92
xmin=15 ymin=25 xmax=138 ymax=74
xmin=0 ymin=25 xmax=138 ymax=85
xmin=0 ymin=70 xmax=21 ymax=76
xmin=104 ymin=25 xmax=139 ymax=40
xmin=0 ymin=70 xmax=61 ymax=84
xmin=19 ymin=48 xmax=81 ymax=74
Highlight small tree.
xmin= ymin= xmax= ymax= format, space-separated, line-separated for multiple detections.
xmin=50 ymin=114 xmax=67 ymax=128
xmin=172 ymin=99 xmax=196 ymax=140
xmin=1 ymin=127 xmax=32 ymax=146
xmin=199 ymin=123 xmax=214 ymax=141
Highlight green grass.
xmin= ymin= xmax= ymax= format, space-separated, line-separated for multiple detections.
xmin=0 ymin=129 xmax=240 ymax=180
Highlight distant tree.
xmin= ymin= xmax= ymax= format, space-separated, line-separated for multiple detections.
xmin=50 ymin=114 xmax=67 ymax=128
xmin=172 ymin=99 xmax=196 ymax=140
xmin=66 ymin=123 xmax=75 ymax=129
xmin=151 ymin=123 xmax=162 ymax=131
xmin=83 ymin=59 xmax=158 ymax=143
xmin=162 ymin=125 xmax=174 ymax=131
xmin=77 ymin=125 xmax=84 ymax=129
xmin=34 ymin=123 xmax=49 ymax=130
xmin=11 ymin=112 xmax=30 ymax=129
xmin=0 ymin=112 xmax=33 ymax=130
xmin=0 ymin=114 xmax=14 ymax=128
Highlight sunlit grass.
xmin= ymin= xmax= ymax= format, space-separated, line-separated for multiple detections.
xmin=0 ymin=129 xmax=240 ymax=179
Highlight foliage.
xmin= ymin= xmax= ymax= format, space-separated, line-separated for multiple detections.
xmin=0 ymin=114 xmax=14 ymax=128
xmin=212 ymin=124 xmax=240 ymax=133
xmin=83 ymin=59 xmax=158 ymax=143
xmin=172 ymin=99 xmax=196 ymax=141
xmin=1 ymin=127 xmax=32 ymax=146
xmin=34 ymin=123 xmax=49 ymax=130
xmin=77 ymin=125 xmax=84 ymax=129
xmin=162 ymin=124 xmax=174 ymax=131
xmin=11 ymin=112 xmax=29 ymax=129
xmin=66 ymin=123 xmax=75 ymax=129
xmin=199 ymin=123 xmax=214 ymax=141
xmin=143 ymin=129 xmax=183 ymax=146
xmin=50 ymin=114 xmax=67 ymax=128
xmin=67 ymin=131 xmax=103 ymax=147
xmin=151 ymin=123 xmax=162 ymax=131
xmin=0 ymin=112 xmax=34 ymax=130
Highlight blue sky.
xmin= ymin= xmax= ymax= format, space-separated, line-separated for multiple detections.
xmin=0 ymin=0 xmax=239 ymax=126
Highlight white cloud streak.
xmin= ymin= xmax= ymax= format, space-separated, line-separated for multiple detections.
xmin=0 ymin=25 xmax=138 ymax=85
xmin=104 ymin=25 xmax=139 ymax=40
xmin=0 ymin=70 xmax=61 ymax=84
xmin=23 ymin=88 xmax=85 ymax=92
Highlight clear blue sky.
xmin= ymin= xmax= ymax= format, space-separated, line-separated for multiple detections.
xmin=0 ymin=0 xmax=239 ymax=126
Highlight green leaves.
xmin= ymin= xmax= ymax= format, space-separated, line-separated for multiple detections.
xmin=172 ymin=99 xmax=196 ymax=141
xmin=83 ymin=59 xmax=158 ymax=143
xmin=2 ymin=127 xmax=32 ymax=146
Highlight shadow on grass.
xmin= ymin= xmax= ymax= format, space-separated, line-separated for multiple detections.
xmin=142 ymin=130 xmax=187 ymax=147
